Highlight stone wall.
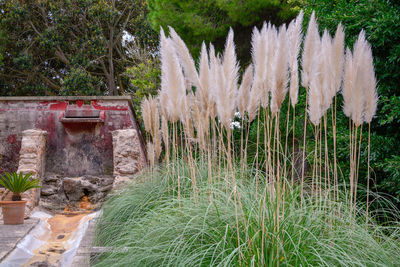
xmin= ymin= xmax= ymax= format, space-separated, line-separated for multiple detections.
xmin=112 ymin=129 xmax=146 ymax=188
xmin=0 ymin=96 xmax=147 ymax=176
xmin=18 ymin=129 xmax=47 ymax=216
xmin=0 ymin=97 xmax=147 ymax=214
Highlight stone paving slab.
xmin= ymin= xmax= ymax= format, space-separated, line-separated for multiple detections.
xmin=71 ymin=217 xmax=97 ymax=267
xmin=0 ymin=218 xmax=39 ymax=262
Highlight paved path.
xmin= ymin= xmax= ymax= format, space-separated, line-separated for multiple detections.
xmin=71 ymin=217 xmax=98 ymax=266
xmin=0 ymin=218 xmax=39 ymax=262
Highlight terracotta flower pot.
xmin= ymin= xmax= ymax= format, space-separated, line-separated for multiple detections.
xmin=0 ymin=200 xmax=27 ymax=225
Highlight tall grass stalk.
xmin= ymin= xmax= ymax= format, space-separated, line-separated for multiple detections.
xmin=94 ymin=163 xmax=400 ymax=267
xmin=133 ymin=10 xmax=384 ymax=266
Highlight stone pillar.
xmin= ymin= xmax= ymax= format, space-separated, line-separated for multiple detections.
xmin=17 ymin=129 xmax=47 ymax=217
xmin=112 ymin=129 xmax=145 ymax=188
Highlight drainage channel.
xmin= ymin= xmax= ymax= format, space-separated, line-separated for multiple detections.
xmin=0 ymin=211 xmax=98 ymax=267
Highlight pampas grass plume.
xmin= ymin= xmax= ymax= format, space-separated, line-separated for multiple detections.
xmin=301 ymin=11 xmax=319 ymax=89
xmin=260 ymin=23 xmax=269 ymax=108
xmin=321 ymin=29 xmax=334 ymax=113
xmin=161 ymin=115 xmax=169 ymax=149
xmin=147 ymin=141 xmax=156 ymax=166
xmin=169 ymin=26 xmax=200 ymax=88
xmin=270 ymin=24 xmax=289 ymax=114
xmin=308 ymin=39 xmax=323 ymax=125
xmin=342 ymin=47 xmax=354 ymax=118
xmin=237 ymin=64 xmax=254 ymax=117
xmin=160 ymin=31 xmax=186 ymax=122
xmin=363 ymin=43 xmax=378 ymax=123
xmin=247 ymin=27 xmax=263 ymax=121
xmin=215 ymin=28 xmax=238 ymax=128
xmin=141 ymin=97 xmax=152 ymax=134
xmin=198 ymin=42 xmax=211 ymax=112
xmin=351 ymin=30 xmax=367 ymax=126
xmin=332 ymin=23 xmax=345 ymax=93
xmin=308 ymin=76 xmax=322 ymax=126
xmin=288 ymin=10 xmax=303 ymax=107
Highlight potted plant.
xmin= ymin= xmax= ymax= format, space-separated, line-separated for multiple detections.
xmin=0 ymin=172 xmax=40 ymax=225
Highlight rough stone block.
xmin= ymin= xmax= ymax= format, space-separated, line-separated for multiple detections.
xmin=111 ymin=129 xmax=144 ymax=188
xmin=17 ymin=129 xmax=47 ymax=218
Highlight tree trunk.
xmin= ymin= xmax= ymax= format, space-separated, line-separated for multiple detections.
xmin=108 ymin=27 xmax=117 ymax=95
xmin=12 ymin=193 xmax=22 ymax=201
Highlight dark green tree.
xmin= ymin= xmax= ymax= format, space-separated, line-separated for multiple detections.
xmin=303 ymin=0 xmax=400 ymax=200
xmin=147 ymin=0 xmax=302 ymax=61
xmin=0 ymin=0 xmax=158 ymax=96
xmin=0 ymin=30 xmax=5 ymax=67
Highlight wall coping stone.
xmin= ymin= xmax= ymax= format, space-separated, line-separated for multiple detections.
xmin=0 ymin=96 xmax=131 ymax=101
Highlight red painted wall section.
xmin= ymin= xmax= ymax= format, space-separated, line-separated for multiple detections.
xmin=0 ymin=99 xmax=144 ymax=176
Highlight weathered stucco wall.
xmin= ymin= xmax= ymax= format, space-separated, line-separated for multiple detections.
xmin=0 ymin=96 xmax=146 ymax=176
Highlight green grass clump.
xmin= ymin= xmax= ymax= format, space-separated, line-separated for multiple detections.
xmin=93 ymin=162 xmax=400 ymax=267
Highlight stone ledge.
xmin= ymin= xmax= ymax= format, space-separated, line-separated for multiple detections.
xmin=0 ymin=96 xmax=132 ymax=101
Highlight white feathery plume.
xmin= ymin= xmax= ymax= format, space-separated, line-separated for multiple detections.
xmin=154 ymin=130 xmax=162 ymax=161
xmin=147 ymin=142 xmax=156 ymax=166
xmin=351 ymin=30 xmax=367 ymax=126
xmin=214 ymin=59 xmax=230 ymax=128
xmin=247 ymin=27 xmax=263 ymax=121
xmin=308 ymin=38 xmax=323 ymax=125
xmin=198 ymin=42 xmax=211 ymax=112
xmin=223 ymin=28 xmax=239 ymax=99
xmin=301 ymin=11 xmax=319 ymax=89
xmin=321 ymin=29 xmax=334 ymax=113
xmin=342 ymin=47 xmax=354 ymax=117
xmin=363 ymin=43 xmax=378 ymax=123
xmin=168 ymin=26 xmax=200 ymax=88
xmin=288 ymin=10 xmax=303 ymax=107
xmin=159 ymin=28 xmax=168 ymax=98
xmin=270 ymin=24 xmax=289 ymax=114
xmin=332 ymin=23 xmax=345 ymax=93
xmin=148 ymin=97 xmax=161 ymax=160
xmin=149 ymin=96 xmax=159 ymax=136
xmin=237 ymin=64 xmax=254 ymax=117
xmin=259 ymin=23 xmax=269 ymax=108
xmin=208 ymin=44 xmax=218 ymax=119
xmin=267 ymin=24 xmax=278 ymax=94
xmin=308 ymin=75 xmax=322 ymax=126
xmin=160 ymin=28 xmax=186 ymax=122
xmin=142 ymin=96 xmax=161 ymax=159
xmin=209 ymin=43 xmax=218 ymax=101
xmin=161 ymin=115 xmax=169 ymax=149
xmin=141 ymin=97 xmax=151 ymax=134
xmin=158 ymin=90 xmax=169 ymax=119
xmin=215 ymin=28 xmax=238 ymax=128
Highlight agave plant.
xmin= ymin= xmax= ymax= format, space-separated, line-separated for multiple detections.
xmin=0 ymin=172 xmax=41 ymax=201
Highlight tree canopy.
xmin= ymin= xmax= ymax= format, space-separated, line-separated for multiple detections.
xmin=0 ymin=0 xmax=157 ymax=96
xmin=147 ymin=0 xmax=302 ymax=61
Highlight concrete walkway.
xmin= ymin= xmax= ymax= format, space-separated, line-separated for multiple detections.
xmin=0 ymin=218 xmax=40 ymax=262
xmin=71 ymin=216 xmax=98 ymax=266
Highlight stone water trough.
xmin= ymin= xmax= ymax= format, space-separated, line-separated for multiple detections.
xmin=0 ymin=96 xmax=147 ymax=216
